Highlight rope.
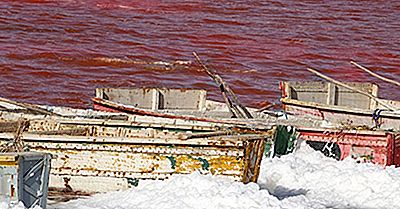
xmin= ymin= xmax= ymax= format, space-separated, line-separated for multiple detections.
xmin=372 ymin=109 xmax=384 ymax=128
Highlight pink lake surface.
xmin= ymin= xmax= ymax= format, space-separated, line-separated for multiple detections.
xmin=0 ymin=0 xmax=399 ymax=108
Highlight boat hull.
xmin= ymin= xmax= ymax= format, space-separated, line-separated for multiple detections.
xmin=282 ymin=99 xmax=400 ymax=131
xmin=298 ymin=128 xmax=400 ymax=166
xmin=280 ymin=81 xmax=400 ymax=166
xmin=0 ymin=116 xmax=272 ymax=193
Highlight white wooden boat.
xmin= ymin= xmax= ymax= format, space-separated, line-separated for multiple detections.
xmin=92 ymin=87 xmax=259 ymax=121
xmin=0 ymin=100 xmax=273 ymax=193
xmin=280 ymin=81 xmax=400 ymax=131
xmin=280 ymin=81 xmax=400 ymax=166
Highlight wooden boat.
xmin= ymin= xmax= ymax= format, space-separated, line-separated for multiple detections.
xmin=280 ymin=81 xmax=400 ymax=130
xmin=0 ymin=100 xmax=274 ymax=193
xmin=298 ymin=127 xmax=400 ymax=166
xmin=280 ymin=81 xmax=400 ymax=166
xmin=92 ymin=87 xmax=259 ymax=121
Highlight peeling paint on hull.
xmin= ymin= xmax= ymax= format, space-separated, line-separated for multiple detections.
xmin=0 ymin=116 xmax=273 ymax=193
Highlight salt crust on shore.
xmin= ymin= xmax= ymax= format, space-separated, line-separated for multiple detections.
xmin=258 ymin=144 xmax=400 ymax=209
xmin=0 ymin=202 xmax=39 ymax=209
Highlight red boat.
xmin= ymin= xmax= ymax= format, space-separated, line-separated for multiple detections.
xmin=298 ymin=127 xmax=399 ymax=166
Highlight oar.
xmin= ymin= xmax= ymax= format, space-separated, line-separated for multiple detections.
xmin=306 ymin=67 xmax=396 ymax=111
xmin=0 ymin=97 xmax=60 ymax=116
xmin=193 ymin=52 xmax=253 ymax=119
xmin=350 ymin=61 xmax=400 ymax=87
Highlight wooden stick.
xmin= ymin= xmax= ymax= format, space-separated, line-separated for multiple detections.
xmin=0 ymin=119 xmax=30 ymax=153
xmin=193 ymin=52 xmax=253 ymax=118
xmin=12 ymin=119 xmax=29 ymax=152
xmin=186 ymin=131 xmax=233 ymax=139
xmin=256 ymin=103 xmax=275 ymax=112
xmin=0 ymin=97 xmax=60 ymax=116
xmin=306 ymin=67 xmax=396 ymax=111
xmin=350 ymin=61 xmax=400 ymax=87
xmin=192 ymin=52 xmax=241 ymax=118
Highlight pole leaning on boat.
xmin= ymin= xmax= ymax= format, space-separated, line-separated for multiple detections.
xmin=350 ymin=61 xmax=400 ymax=87
xmin=193 ymin=52 xmax=253 ymax=119
xmin=306 ymin=67 xmax=397 ymax=111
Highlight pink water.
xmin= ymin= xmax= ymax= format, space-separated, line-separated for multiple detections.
xmin=0 ymin=0 xmax=399 ymax=108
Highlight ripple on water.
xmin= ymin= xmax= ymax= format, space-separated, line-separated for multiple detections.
xmin=0 ymin=0 xmax=399 ymax=108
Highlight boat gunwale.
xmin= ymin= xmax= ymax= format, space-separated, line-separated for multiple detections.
xmin=296 ymin=126 xmax=396 ymax=135
xmin=281 ymin=97 xmax=400 ymax=119
xmin=0 ymin=132 xmax=270 ymax=147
